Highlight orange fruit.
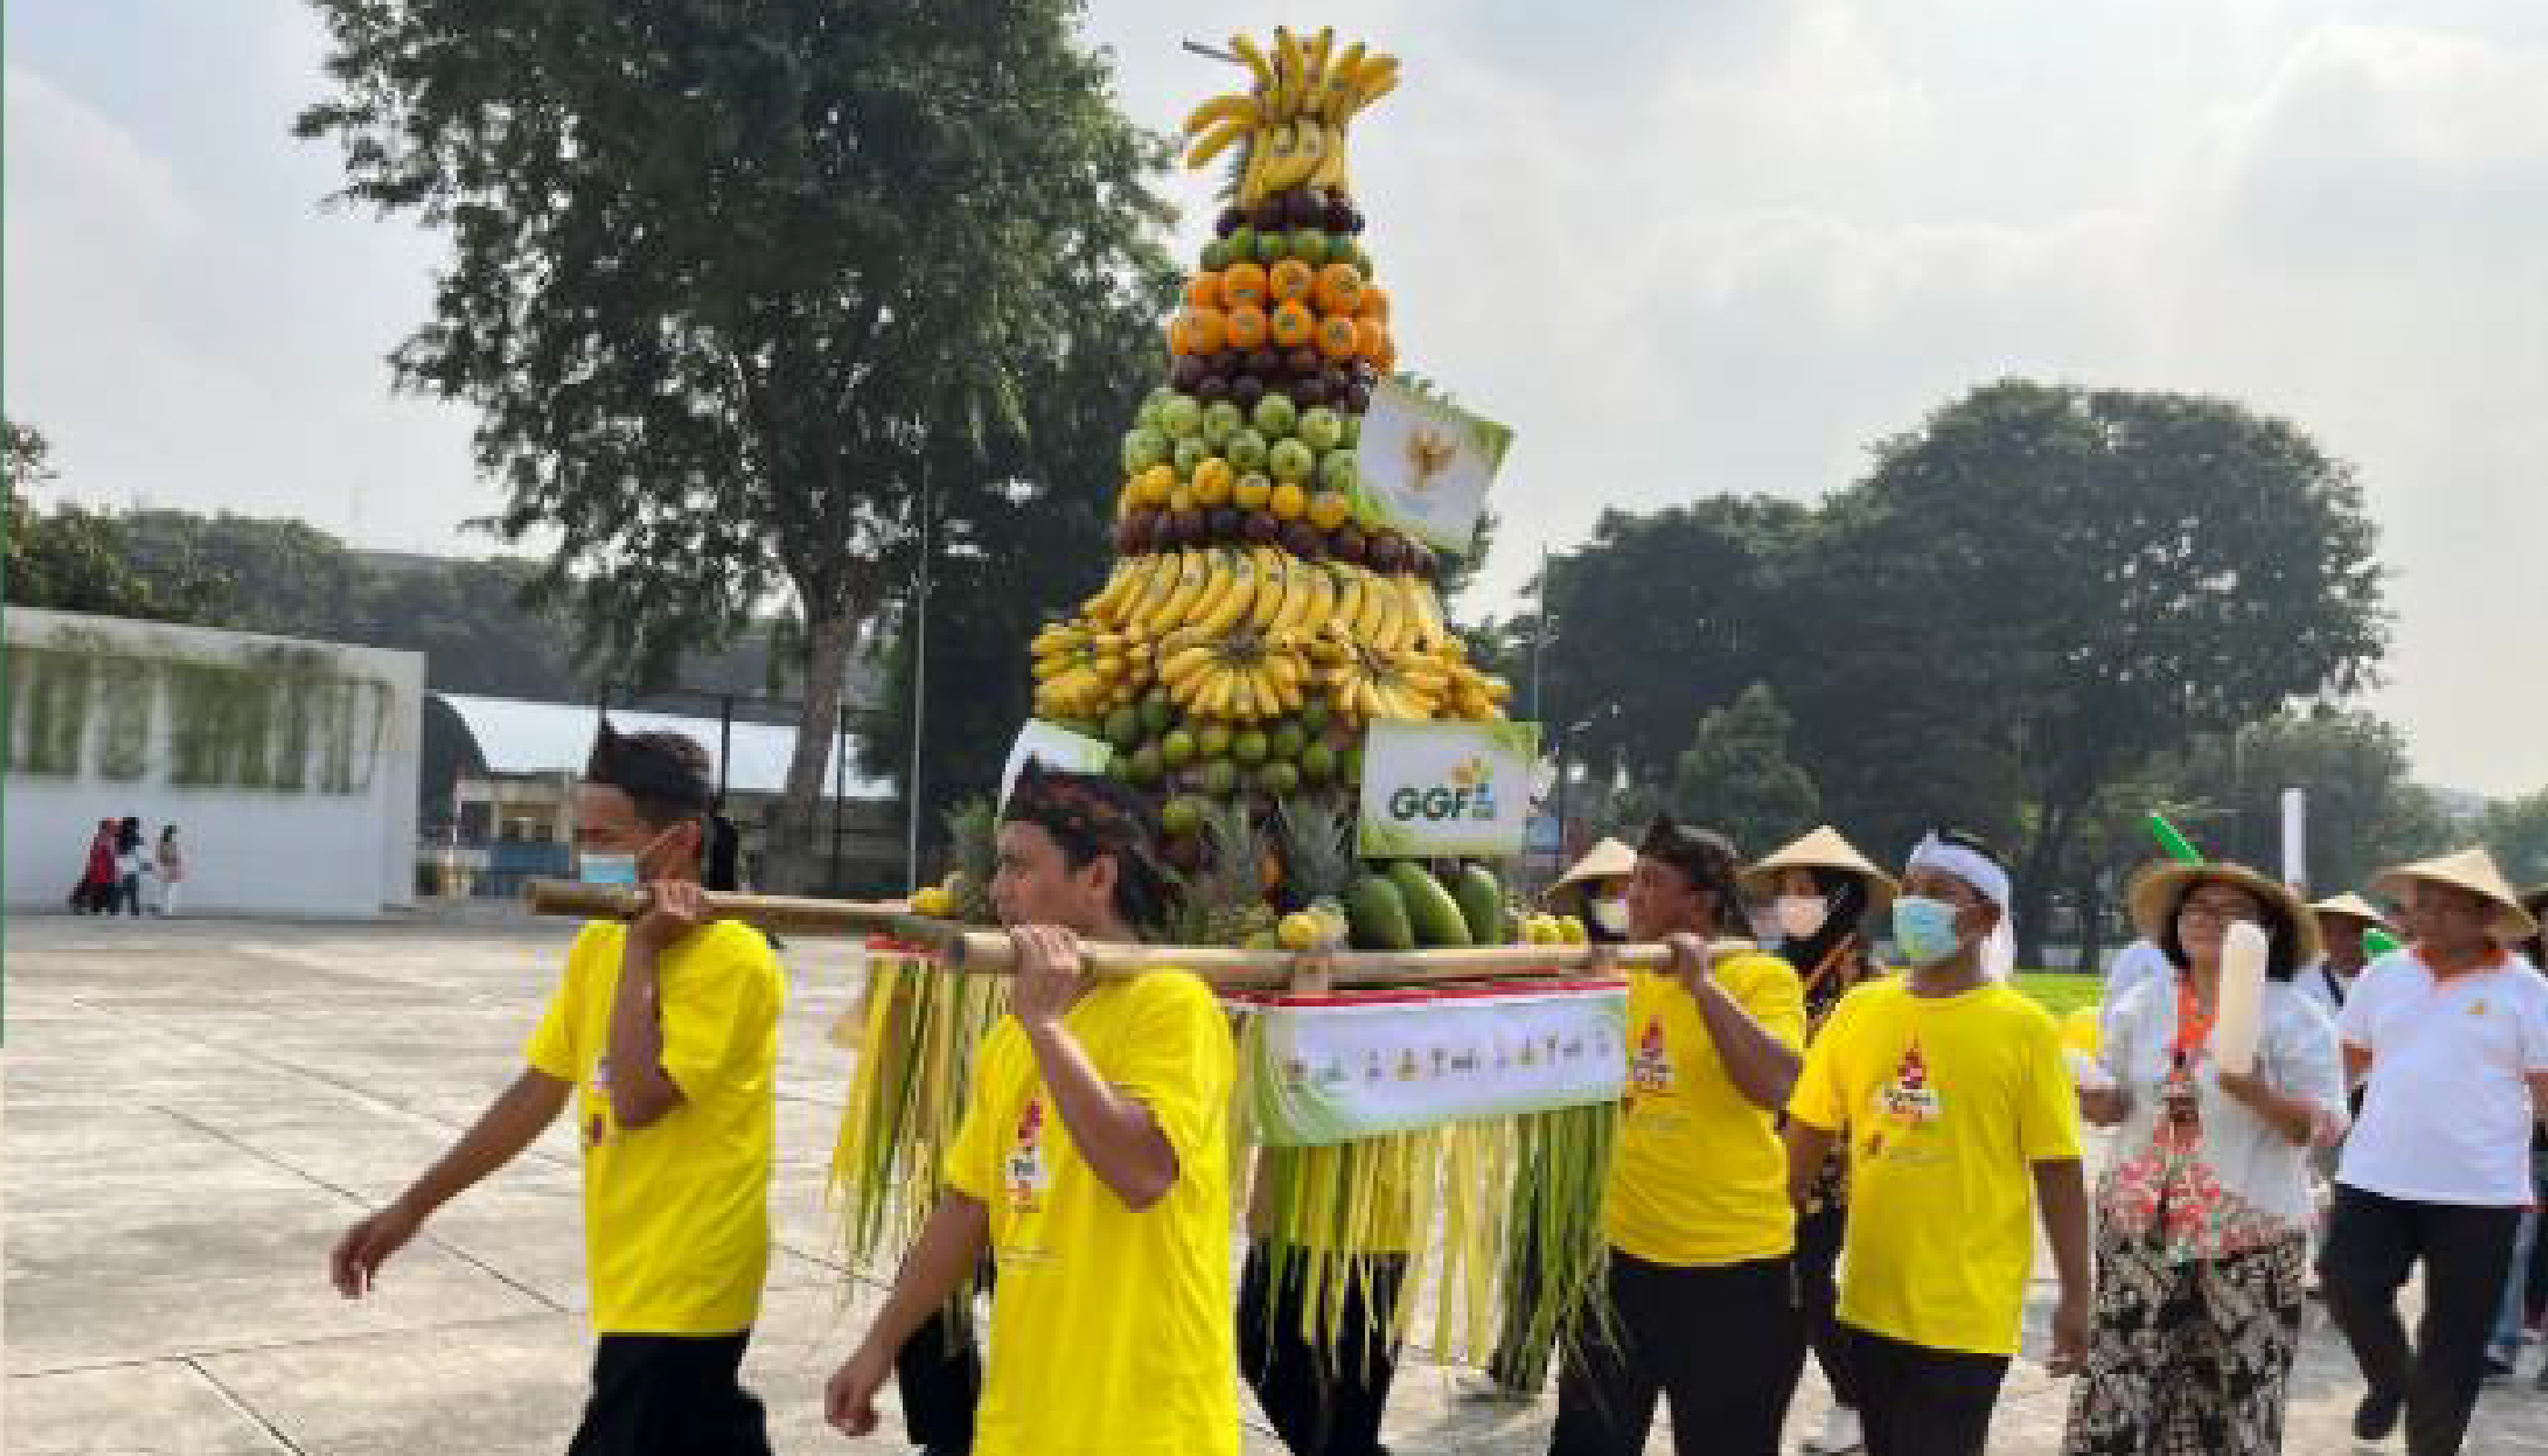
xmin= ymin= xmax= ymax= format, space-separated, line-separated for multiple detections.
xmin=1356 ymin=285 xmax=1390 ymax=324
xmin=1354 ymin=318 xmax=1386 ymax=364
xmin=1269 ymin=482 xmax=1309 ymax=521
xmin=1225 ymin=305 xmax=1269 ymax=352
xmin=1167 ymin=317 xmax=1192 ymax=357
xmin=1308 ymin=491 xmax=1352 ymax=530
xmin=1185 ymin=272 xmax=1222 ymax=309
xmin=1234 ymin=473 xmax=1273 ymax=510
xmin=1182 ymin=306 xmax=1228 ymax=356
xmin=1221 ymin=262 xmax=1269 ymax=310
xmin=1312 ymin=263 xmax=1364 ymax=316
xmin=1269 ymin=258 xmax=1316 ymax=306
xmin=1192 ymin=457 xmax=1235 ymax=504
xmin=1269 ymin=301 xmax=1315 ymax=349
xmin=1317 ymin=315 xmax=1360 ymax=360
xmin=1138 ymin=464 xmax=1176 ymax=507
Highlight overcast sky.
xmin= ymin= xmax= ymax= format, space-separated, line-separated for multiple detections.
xmin=8 ymin=2 xmax=2543 ymax=797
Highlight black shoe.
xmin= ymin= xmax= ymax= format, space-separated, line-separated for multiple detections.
xmin=2487 ymin=1352 xmax=2519 ymax=1381
xmin=2355 ymin=1388 xmax=2402 ymax=1441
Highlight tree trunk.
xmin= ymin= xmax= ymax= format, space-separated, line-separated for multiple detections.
xmin=767 ymin=604 xmax=857 ymax=895
xmin=2014 ymin=795 xmax=2081 ymax=969
xmin=2074 ymin=866 xmax=2108 ymax=977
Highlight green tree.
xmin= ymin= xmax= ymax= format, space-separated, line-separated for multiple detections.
xmin=1778 ymin=380 xmax=2387 ymax=962
xmin=2486 ymin=789 xmax=2548 ymax=886
xmin=298 ymin=0 xmax=1176 ymax=890
xmin=2157 ymin=708 xmax=2454 ymax=898
xmin=4 ymin=420 xmax=223 ymax=622
xmin=1631 ymin=682 xmax=1820 ymax=858
xmin=1519 ymin=498 xmax=1810 ymax=784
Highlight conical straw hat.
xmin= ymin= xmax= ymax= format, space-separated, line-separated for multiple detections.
xmin=2371 ymin=847 xmax=2539 ymax=942
xmin=1739 ymin=825 xmax=1900 ymax=911
xmin=2308 ymin=892 xmax=2388 ymax=926
xmin=2128 ymin=861 xmax=2323 ymax=966
xmin=1551 ymin=837 xmax=1636 ymax=895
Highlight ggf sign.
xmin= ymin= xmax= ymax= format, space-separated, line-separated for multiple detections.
xmin=1356 ymin=721 xmax=1541 ymax=858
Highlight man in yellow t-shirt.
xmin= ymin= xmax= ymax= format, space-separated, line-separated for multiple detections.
xmin=329 ymin=724 xmax=785 ymax=1454
xmin=824 ymin=760 xmax=1239 ymax=1456
xmin=1785 ymin=830 xmax=2088 ymax=1456
xmin=1547 ymin=816 xmax=1808 ymax=1456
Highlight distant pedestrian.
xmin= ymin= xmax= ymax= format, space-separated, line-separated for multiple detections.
xmin=115 ymin=816 xmax=147 ymax=917
xmin=155 ymin=825 xmax=186 ymax=917
xmin=73 ymin=818 xmax=116 ymax=914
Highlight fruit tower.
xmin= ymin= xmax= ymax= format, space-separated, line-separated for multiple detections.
xmin=1027 ymin=25 xmax=1514 ymax=925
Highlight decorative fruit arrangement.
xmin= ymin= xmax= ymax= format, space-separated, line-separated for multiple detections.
xmin=1032 ymin=26 xmax=1515 ymax=886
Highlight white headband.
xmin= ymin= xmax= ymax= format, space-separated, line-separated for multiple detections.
xmin=1906 ymin=834 xmax=2012 ymax=912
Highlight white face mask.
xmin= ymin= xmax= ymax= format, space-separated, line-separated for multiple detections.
xmin=1776 ymin=895 xmax=1830 ymax=940
xmin=1589 ymin=897 xmax=1630 ymax=935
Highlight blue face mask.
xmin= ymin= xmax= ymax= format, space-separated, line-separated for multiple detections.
xmin=579 ymin=853 xmax=639 ymax=887
xmin=1892 ymin=895 xmax=1967 ymax=966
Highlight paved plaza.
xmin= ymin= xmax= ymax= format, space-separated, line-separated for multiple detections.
xmin=12 ymin=914 xmax=2548 ymax=1453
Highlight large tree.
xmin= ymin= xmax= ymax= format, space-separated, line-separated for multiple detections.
xmin=298 ymin=0 xmax=1176 ymax=889
xmin=4 ymin=420 xmax=223 ymax=623
xmin=1779 ymin=380 xmax=2387 ymax=961
xmin=2156 ymin=707 xmax=2454 ymax=899
xmin=2485 ymin=789 xmax=2548 ymax=887
xmin=1612 ymin=682 xmax=1821 ymax=859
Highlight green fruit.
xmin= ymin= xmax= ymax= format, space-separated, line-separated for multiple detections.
xmin=1234 ymin=730 xmax=1269 ymax=766
xmin=1228 ymin=226 xmax=1258 ymax=259
xmin=1269 ymin=722 xmax=1307 ymax=760
xmin=1202 ymin=760 xmax=1240 ymax=798
xmin=1202 ymin=239 xmax=1231 ymax=271
xmin=1345 ymin=873 xmax=1416 ymax=952
xmin=1202 ymin=399 xmax=1245 ymax=447
xmin=1123 ymin=427 xmax=1169 ymax=474
xmin=1340 ymin=746 xmax=1366 ymax=784
xmin=1139 ymin=697 xmax=1174 ymax=733
xmin=1161 ymin=729 xmax=1197 ymax=768
xmin=1340 ymin=415 xmax=1361 ymax=449
xmin=1253 ymin=393 xmax=1299 ymax=439
xmin=1105 ymin=754 xmax=1136 ymax=782
xmin=1174 ymin=437 xmax=1211 ymax=477
xmin=1159 ymin=394 xmax=1204 ymax=440
xmin=1299 ymin=743 xmax=1338 ymax=783
xmin=1319 ymin=448 xmax=1358 ymax=494
xmin=1198 ymin=724 xmax=1233 ymax=759
xmin=1289 ymin=228 xmax=1330 ymax=265
xmin=1226 ymin=429 xmax=1269 ymax=473
xmin=1161 ymin=796 xmax=1205 ymax=837
xmin=1104 ymin=706 xmax=1144 ymax=750
xmin=1351 ymin=242 xmax=1376 ymax=278
xmin=1452 ymin=864 xmax=1510 ymax=945
xmin=1299 ymin=701 xmax=1332 ymax=733
xmin=1390 ymin=862 xmax=1474 ymax=948
xmin=1254 ymin=233 xmax=1285 ymax=265
xmin=1129 ymin=744 xmax=1165 ymax=784
xmin=1259 ymin=762 xmax=1300 ymax=796
xmin=1269 ymin=438 xmax=1316 ymax=484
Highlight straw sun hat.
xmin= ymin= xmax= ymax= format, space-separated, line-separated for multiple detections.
xmin=1551 ymin=837 xmax=1635 ymax=895
xmin=2372 ymin=847 xmax=2542 ymax=942
xmin=1738 ymin=825 xmax=1900 ymax=912
xmin=2308 ymin=891 xmax=2389 ymax=926
xmin=2128 ymin=861 xmax=2324 ymax=966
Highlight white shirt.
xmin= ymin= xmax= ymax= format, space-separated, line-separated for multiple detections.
xmin=2098 ymin=976 xmax=2348 ymax=1251
xmin=2336 ymin=948 xmax=2548 ymax=1206
xmin=2295 ymin=958 xmax=2359 ymax=1019
xmin=2102 ymin=940 xmax=2172 ymax=1032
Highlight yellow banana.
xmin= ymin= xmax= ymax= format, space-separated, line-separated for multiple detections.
xmin=1304 ymin=27 xmax=1335 ymax=91
xmin=1228 ymin=35 xmax=1275 ymax=93
xmin=1274 ymin=119 xmax=1329 ymax=192
xmin=1132 ymin=551 xmax=1195 ymax=635
xmin=1306 ymin=129 xmax=1346 ymax=194
xmin=1245 ymin=547 xmax=1289 ymax=632
xmin=1272 ymin=28 xmax=1305 ymax=116
xmin=1117 ymin=553 xmax=1178 ymax=628
xmin=1184 ymin=93 xmax=1259 ymax=136
xmin=1258 ymin=121 xmax=1303 ymax=191
xmin=1301 ymin=561 xmax=1340 ymax=637
xmin=1195 ymin=551 xmax=1259 ymax=637
xmin=1372 ymin=574 xmax=1412 ymax=652
xmin=1319 ymin=43 xmax=1367 ymax=123
xmin=1331 ymin=567 xmax=1369 ymax=644
xmin=1181 ymin=550 xmax=1235 ymax=634
xmin=1187 ymin=116 xmax=1254 ymax=170
xmin=1350 ymin=66 xmax=1399 ymax=117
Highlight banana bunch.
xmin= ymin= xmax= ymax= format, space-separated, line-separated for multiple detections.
xmin=1030 ymin=618 xmax=1151 ymax=720
xmin=1326 ymin=562 xmax=1431 ymax=654
xmin=1437 ymin=651 xmax=1513 ymax=722
xmin=1309 ymin=634 xmax=1442 ymax=723
xmin=1184 ymin=27 xmax=1400 ymax=203
xmin=1158 ymin=627 xmax=1311 ymax=723
xmin=1085 ymin=546 xmax=1340 ymax=643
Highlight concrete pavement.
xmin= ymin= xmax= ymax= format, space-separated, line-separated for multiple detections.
xmin=13 ymin=914 xmax=2548 ymax=1452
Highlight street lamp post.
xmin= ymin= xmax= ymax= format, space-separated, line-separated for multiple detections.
xmin=905 ymin=467 xmax=934 ymax=893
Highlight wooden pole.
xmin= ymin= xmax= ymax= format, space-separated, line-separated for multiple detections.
xmin=524 ymin=879 xmax=1731 ymax=988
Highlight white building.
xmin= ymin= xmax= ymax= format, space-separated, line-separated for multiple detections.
xmin=4 ymin=607 xmax=424 ymax=917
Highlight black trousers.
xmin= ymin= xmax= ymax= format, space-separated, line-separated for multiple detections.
xmin=895 ymin=1303 xmax=983 ymax=1453
xmin=1240 ymin=1241 xmax=1409 ymax=1456
xmin=1846 ymin=1326 xmax=2007 ymax=1456
xmin=2319 ymin=1183 xmax=2522 ymax=1456
xmin=1548 ymin=1249 xmax=1805 ymax=1456
xmin=565 ymin=1331 xmax=770 ymax=1456
xmin=1795 ymin=1198 xmax=1859 ymax=1409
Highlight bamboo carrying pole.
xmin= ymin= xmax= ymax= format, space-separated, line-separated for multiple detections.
xmin=522 ymin=879 xmax=1714 ymax=989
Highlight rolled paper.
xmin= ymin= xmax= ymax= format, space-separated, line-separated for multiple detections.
xmin=2212 ymin=920 xmax=2269 ymax=1075
xmin=2146 ymin=813 xmax=2204 ymax=865
xmin=2363 ymin=926 xmax=2404 ymax=958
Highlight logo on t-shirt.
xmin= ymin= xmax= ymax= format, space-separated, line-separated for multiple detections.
xmin=1005 ymin=1097 xmax=1051 ymax=1211
xmin=585 ymin=1057 xmax=613 ymax=1148
xmin=1629 ymin=1018 xmax=1672 ymax=1096
xmin=1876 ymin=1041 xmax=1942 ymax=1126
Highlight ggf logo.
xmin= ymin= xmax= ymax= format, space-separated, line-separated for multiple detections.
xmin=1388 ymin=756 xmax=1497 ymax=823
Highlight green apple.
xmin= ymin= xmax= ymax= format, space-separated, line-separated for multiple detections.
xmin=1252 ymin=393 xmax=1299 ymax=440
xmin=1201 ymin=399 xmax=1245 ymax=447
xmin=1161 ymin=795 xmax=1205 ymax=837
xmin=1299 ymin=701 xmax=1331 ymax=733
xmin=1201 ymin=239 xmax=1231 ymax=271
xmin=1123 ymin=427 xmax=1169 ymax=474
xmin=1198 ymin=723 xmax=1233 ymax=759
xmin=1298 ymin=408 xmax=1344 ymax=452
xmin=1158 ymin=393 xmax=1204 ymax=440
xmin=1161 ymin=729 xmax=1197 ymax=768
xmin=1319 ymin=448 xmax=1359 ymax=494
xmin=1202 ymin=760 xmax=1240 ymax=798
xmin=1269 ymin=438 xmax=1316 ymax=485
xmin=1174 ymin=437 xmax=1211 ymax=477
xmin=1289 ymin=228 xmax=1330 ymax=266
xmin=1228 ymin=226 xmax=1258 ymax=260
xmin=1253 ymin=232 xmax=1285 ymax=266
xmin=1341 ymin=414 xmax=1361 ymax=449
xmin=1225 ymin=429 xmax=1269 ymax=473
xmin=1269 ymin=721 xmax=1308 ymax=761
xmin=1299 ymin=743 xmax=1338 ymax=783
xmin=1234 ymin=730 xmax=1269 ymax=766
xmin=1259 ymin=762 xmax=1300 ymax=796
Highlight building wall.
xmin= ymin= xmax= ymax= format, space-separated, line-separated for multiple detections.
xmin=5 ymin=608 xmax=424 ymax=917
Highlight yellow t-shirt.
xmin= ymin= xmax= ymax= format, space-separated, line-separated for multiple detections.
xmin=945 ymin=970 xmax=1239 ymax=1456
xmin=525 ymin=918 xmax=784 ymax=1335
xmin=1787 ymin=977 xmax=2080 ymax=1356
xmin=1604 ymin=951 xmax=1807 ymax=1266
